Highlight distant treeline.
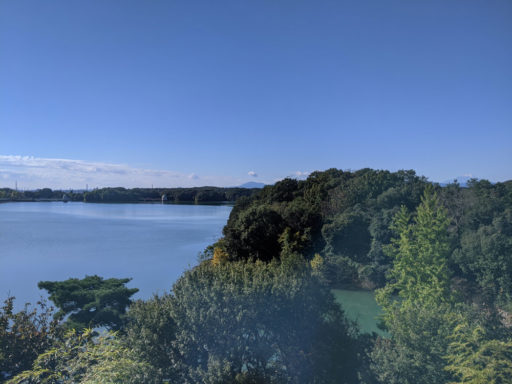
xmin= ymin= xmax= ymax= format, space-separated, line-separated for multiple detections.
xmin=0 ymin=186 xmax=259 ymax=204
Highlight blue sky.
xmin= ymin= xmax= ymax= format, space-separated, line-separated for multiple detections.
xmin=1 ymin=0 xmax=511 ymax=189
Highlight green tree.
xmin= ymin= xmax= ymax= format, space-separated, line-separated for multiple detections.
xmin=453 ymin=208 xmax=512 ymax=304
xmin=220 ymin=168 xmax=430 ymax=289
xmin=9 ymin=329 xmax=158 ymax=384
xmin=38 ymin=275 xmax=138 ymax=330
xmin=168 ymin=257 xmax=360 ymax=383
xmin=373 ymin=189 xmax=456 ymax=384
xmin=223 ymin=205 xmax=285 ymax=261
xmin=376 ymin=189 xmax=451 ymax=309
xmin=0 ymin=297 xmax=60 ymax=382
xmin=125 ymin=295 xmax=179 ymax=381
xmin=445 ymin=323 xmax=512 ymax=384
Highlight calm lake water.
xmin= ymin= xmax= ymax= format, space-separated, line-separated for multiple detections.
xmin=0 ymin=202 xmax=231 ymax=309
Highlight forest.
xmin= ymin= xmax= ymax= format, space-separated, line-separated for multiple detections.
xmin=0 ymin=186 xmax=258 ymax=204
xmin=1 ymin=168 xmax=511 ymax=383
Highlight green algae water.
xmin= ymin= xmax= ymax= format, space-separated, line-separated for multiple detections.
xmin=333 ymin=289 xmax=386 ymax=336
xmin=0 ymin=202 xmax=231 ymax=308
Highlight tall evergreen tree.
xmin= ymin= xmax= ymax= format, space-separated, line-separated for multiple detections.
xmin=376 ymin=188 xmax=451 ymax=310
xmin=373 ymin=189 xmax=456 ymax=384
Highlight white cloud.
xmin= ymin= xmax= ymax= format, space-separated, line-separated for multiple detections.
xmin=0 ymin=155 xmax=233 ymax=189
xmin=248 ymin=171 xmax=258 ymax=177
xmin=294 ymin=171 xmax=310 ymax=178
xmin=272 ymin=171 xmax=310 ymax=183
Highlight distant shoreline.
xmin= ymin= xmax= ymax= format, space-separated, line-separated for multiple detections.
xmin=0 ymin=186 xmax=260 ymax=205
xmin=0 ymin=199 xmax=235 ymax=206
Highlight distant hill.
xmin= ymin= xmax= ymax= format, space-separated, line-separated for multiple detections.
xmin=239 ymin=182 xmax=266 ymax=189
xmin=439 ymin=176 xmax=477 ymax=187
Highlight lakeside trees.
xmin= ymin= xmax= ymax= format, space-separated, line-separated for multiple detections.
xmin=217 ymin=169 xmax=512 ymax=382
xmin=0 ymin=186 xmax=259 ymax=203
xmin=38 ymin=276 xmax=138 ymax=331
xmin=220 ymin=169 xmax=512 ymax=301
xmin=167 ymin=256 xmax=360 ymax=383
xmin=371 ymin=189 xmax=512 ymax=383
xmin=3 ymin=168 xmax=512 ymax=383
xmin=9 ymin=258 xmax=363 ymax=383
xmin=221 ymin=169 xmax=432 ymax=288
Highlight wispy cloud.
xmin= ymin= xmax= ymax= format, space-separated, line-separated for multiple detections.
xmin=293 ymin=171 xmax=310 ymax=178
xmin=248 ymin=171 xmax=258 ymax=178
xmin=272 ymin=170 xmax=311 ymax=184
xmin=0 ymin=155 xmax=232 ymax=189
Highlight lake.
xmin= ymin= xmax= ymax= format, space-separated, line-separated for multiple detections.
xmin=0 ymin=202 xmax=231 ymax=309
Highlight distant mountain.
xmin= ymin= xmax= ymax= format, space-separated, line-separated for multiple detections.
xmin=439 ymin=176 xmax=476 ymax=187
xmin=239 ymin=182 xmax=266 ymax=189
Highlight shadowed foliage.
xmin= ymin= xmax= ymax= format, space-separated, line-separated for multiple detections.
xmin=38 ymin=275 xmax=138 ymax=331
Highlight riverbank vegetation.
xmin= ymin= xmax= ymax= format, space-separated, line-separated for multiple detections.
xmin=0 ymin=186 xmax=258 ymax=204
xmin=2 ymin=168 xmax=511 ymax=383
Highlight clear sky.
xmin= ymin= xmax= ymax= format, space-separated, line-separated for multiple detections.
xmin=1 ymin=0 xmax=511 ymax=189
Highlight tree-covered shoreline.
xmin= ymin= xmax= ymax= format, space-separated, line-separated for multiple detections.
xmin=219 ymin=169 xmax=512 ymax=304
xmin=2 ymin=167 xmax=511 ymax=383
xmin=0 ymin=186 xmax=260 ymax=204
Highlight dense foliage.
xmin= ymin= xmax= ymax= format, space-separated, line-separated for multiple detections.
xmin=222 ymin=169 xmax=430 ymax=288
xmin=166 ymin=256 xmax=361 ymax=383
xmin=124 ymin=255 xmax=365 ymax=383
xmin=9 ymin=258 xmax=363 ymax=383
xmin=370 ymin=190 xmax=512 ymax=383
xmin=371 ymin=190 xmax=458 ymax=383
xmin=221 ymin=169 xmax=512 ymax=304
xmin=3 ymin=168 xmax=512 ymax=383
xmin=0 ymin=298 xmax=60 ymax=381
xmin=8 ymin=329 xmax=158 ymax=384
xmin=38 ymin=276 xmax=138 ymax=331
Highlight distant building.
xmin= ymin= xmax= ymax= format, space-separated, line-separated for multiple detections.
xmin=161 ymin=194 xmax=168 ymax=203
